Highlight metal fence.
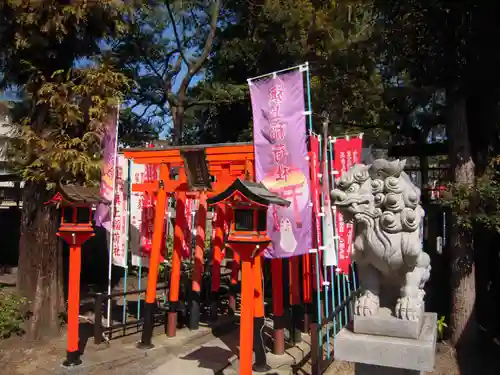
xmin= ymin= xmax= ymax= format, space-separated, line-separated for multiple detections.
xmin=89 ymin=261 xmax=233 ymax=345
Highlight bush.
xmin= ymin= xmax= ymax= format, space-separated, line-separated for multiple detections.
xmin=440 ymin=155 xmax=500 ymax=231
xmin=0 ymin=289 xmax=27 ymax=339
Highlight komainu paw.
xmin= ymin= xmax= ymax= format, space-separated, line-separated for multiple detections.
xmin=395 ymin=295 xmax=422 ymax=321
xmin=355 ymin=291 xmax=380 ymax=317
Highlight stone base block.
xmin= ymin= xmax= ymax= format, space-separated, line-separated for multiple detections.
xmin=354 ymin=307 xmax=425 ymax=339
xmin=335 ymin=313 xmax=437 ymax=373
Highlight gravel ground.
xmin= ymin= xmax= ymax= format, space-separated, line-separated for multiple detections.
xmin=1 ymin=331 xmax=500 ymax=375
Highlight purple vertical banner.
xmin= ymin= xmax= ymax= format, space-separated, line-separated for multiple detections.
xmin=94 ymin=107 xmax=119 ymax=231
xmin=249 ymin=69 xmax=312 ymax=258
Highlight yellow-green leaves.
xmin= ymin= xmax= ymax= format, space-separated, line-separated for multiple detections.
xmin=1 ymin=0 xmax=132 ymax=185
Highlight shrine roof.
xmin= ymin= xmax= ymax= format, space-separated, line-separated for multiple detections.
xmin=52 ymin=183 xmax=109 ymax=205
xmin=207 ymin=178 xmax=291 ymax=207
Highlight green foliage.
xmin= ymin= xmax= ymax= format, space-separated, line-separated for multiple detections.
xmin=0 ymin=289 xmax=27 ymax=339
xmin=374 ymin=2 xmax=500 ymax=152
xmin=0 ymin=0 xmax=131 ymax=88
xmin=0 ymin=1 xmax=134 ymax=186
xmin=182 ymin=0 xmax=395 ymax=145
xmin=374 ymin=2 xmax=500 ymax=91
xmin=437 ymin=315 xmax=447 ymax=341
xmin=440 ymin=156 xmax=500 ymax=232
xmin=158 ymin=234 xmax=213 ymax=281
xmin=9 ymin=65 xmax=129 ymax=186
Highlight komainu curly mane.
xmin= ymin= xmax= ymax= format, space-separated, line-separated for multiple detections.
xmin=331 ymin=159 xmax=431 ymax=321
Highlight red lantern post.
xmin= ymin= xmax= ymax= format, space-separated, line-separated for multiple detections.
xmin=46 ymin=184 xmax=108 ymax=367
xmin=207 ymin=178 xmax=290 ymax=375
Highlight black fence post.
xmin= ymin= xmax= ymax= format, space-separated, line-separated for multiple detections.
xmin=310 ymin=322 xmax=321 ymax=375
xmin=93 ymin=293 xmax=103 ymax=345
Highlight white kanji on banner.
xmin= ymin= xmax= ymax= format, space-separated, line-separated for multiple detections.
xmin=111 ymin=155 xmax=128 ymax=268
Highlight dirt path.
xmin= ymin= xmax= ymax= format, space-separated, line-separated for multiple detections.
xmin=1 ymin=334 xmax=500 ymax=375
xmin=0 ymin=332 xmax=65 ymax=375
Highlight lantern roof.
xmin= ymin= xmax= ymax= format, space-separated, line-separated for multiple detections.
xmin=46 ymin=183 xmax=109 ymax=206
xmin=207 ymin=178 xmax=291 ymax=207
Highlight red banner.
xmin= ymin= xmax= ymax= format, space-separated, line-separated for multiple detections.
xmin=309 ymin=135 xmax=322 ymax=255
xmin=140 ymin=164 xmax=166 ymax=263
xmin=141 ymin=164 xmax=158 ymax=254
xmin=309 ymin=135 xmax=324 ymax=290
xmin=182 ymin=198 xmax=195 ymax=259
xmin=334 ymin=136 xmax=363 ymax=275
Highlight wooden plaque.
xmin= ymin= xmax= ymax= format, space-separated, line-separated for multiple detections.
xmin=180 ymin=149 xmax=212 ymax=191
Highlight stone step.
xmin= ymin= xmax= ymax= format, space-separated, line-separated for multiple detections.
xmin=221 ymin=332 xmax=313 ymax=375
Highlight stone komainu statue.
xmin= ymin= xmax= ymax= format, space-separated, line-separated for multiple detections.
xmin=331 ymin=159 xmax=431 ymax=321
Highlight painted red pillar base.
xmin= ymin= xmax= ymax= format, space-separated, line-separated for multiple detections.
xmin=58 ymin=231 xmax=94 ymax=367
xmin=252 ymin=255 xmax=270 ymax=373
xmin=239 ymin=258 xmax=254 ymax=375
xmin=230 ymin=242 xmax=269 ymax=375
xmin=271 ymin=259 xmax=285 ymax=355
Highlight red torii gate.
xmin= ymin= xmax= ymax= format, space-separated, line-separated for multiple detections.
xmin=123 ymin=142 xmax=256 ymax=346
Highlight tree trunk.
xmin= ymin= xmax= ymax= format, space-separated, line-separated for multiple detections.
xmin=17 ymin=181 xmax=64 ymax=341
xmin=171 ymin=105 xmax=185 ymax=146
xmin=446 ymin=91 xmax=477 ymax=348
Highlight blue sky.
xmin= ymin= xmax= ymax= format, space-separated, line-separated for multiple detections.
xmin=0 ymin=55 xmax=206 ymax=141
xmin=141 ymin=61 xmax=205 ymax=139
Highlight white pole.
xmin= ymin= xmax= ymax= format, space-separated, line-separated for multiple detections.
xmin=247 ymin=63 xmax=306 ymax=83
xmin=106 ymin=105 xmax=120 ymax=330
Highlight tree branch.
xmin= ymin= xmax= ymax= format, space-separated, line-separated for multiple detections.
xmin=185 ymin=98 xmax=240 ymax=109
xmin=188 ymin=0 xmax=221 ymax=76
xmin=165 ymin=0 xmax=190 ymax=67
xmin=161 ymin=48 xmax=182 ymax=76
xmin=133 ymin=40 xmax=164 ymax=81
xmin=164 ymin=54 xmax=183 ymax=94
xmin=178 ymin=0 xmax=221 ymax=104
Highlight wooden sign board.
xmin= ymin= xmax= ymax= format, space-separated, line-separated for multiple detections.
xmin=180 ymin=149 xmax=212 ymax=191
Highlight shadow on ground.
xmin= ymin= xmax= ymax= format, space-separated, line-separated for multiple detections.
xmin=454 ymin=331 xmax=500 ymax=375
xmin=180 ymin=346 xmax=234 ymax=371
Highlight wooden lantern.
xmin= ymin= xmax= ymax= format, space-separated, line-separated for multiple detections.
xmin=208 ymin=178 xmax=289 ymax=249
xmin=46 ymin=184 xmax=106 ymax=240
xmin=207 ymin=178 xmax=290 ymax=375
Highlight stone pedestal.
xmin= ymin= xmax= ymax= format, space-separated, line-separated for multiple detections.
xmin=354 ymin=307 xmax=425 ymax=339
xmin=335 ymin=313 xmax=437 ymax=375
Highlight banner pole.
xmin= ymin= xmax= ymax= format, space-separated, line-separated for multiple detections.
xmin=133 ymin=161 xmax=143 ymax=327
xmin=339 ymin=134 xmax=351 ymax=324
xmin=351 ymin=133 xmax=363 ymax=292
xmin=304 ymin=62 xmax=313 ymax=134
xmin=247 ymin=63 xmax=305 ymax=82
xmin=318 ymin=134 xmax=331 ymax=360
xmin=106 ymin=105 xmax=120 ymax=330
xmin=326 ymin=137 xmax=338 ymax=337
xmin=321 ymin=120 xmax=338 ymax=336
xmin=309 ymin=137 xmax=323 ymax=360
xmin=304 ymin=64 xmax=323 ymax=358
xmin=122 ymin=158 xmax=131 ymax=326
xmin=329 ymin=137 xmax=344 ymax=330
